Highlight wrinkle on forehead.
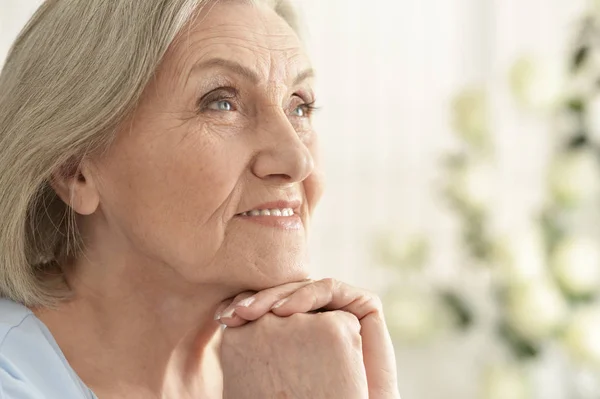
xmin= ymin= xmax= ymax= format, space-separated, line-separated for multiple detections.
xmin=165 ymin=1 xmax=309 ymax=86
xmin=183 ymin=0 xmax=301 ymax=52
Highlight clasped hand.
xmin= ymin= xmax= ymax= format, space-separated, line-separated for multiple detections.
xmin=215 ymin=279 xmax=401 ymax=399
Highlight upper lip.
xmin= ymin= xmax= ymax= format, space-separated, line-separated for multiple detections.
xmin=236 ymin=200 xmax=302 ymax=216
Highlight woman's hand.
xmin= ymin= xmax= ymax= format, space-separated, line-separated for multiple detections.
xmin=216 ymin=279 xmax=400 ymax=399
xmin=221 ymin=311 xmax=369 ymax=399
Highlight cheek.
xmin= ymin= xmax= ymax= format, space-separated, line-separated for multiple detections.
xmin=304 ymin=133 xmax=325 ymax=211
xmin=97 ymin=125 xmax=247 ymax=239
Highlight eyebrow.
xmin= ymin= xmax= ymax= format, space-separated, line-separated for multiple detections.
xmin=189 ymin=58 xmax=315 ymax=86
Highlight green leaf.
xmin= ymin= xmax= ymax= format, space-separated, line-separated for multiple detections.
xmin=572 ymin=46 xmax=589 ymax=71
xmin=567 ymin=134 xmax=589 ymax=149
xmin=538 ymin=209 xmax=564 ymax=254
xmin=441 ymin=291 xmax=474 ymax=329
xmin=498 ymin=320 xmax=541 ymax=360
xmin=567 ymin=98 xmax=586 ymax=113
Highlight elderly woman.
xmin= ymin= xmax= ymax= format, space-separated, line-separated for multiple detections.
xmin=0 ymin=0 xmax=399 ymax=398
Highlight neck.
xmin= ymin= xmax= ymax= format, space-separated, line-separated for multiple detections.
xmin=33 ymin=255 xmax=230 ymax=399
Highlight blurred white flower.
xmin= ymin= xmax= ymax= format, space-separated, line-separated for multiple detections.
xmin=549 ymin=149 xmax=600 ymax=206
xmin=455 ymin=161 xmax=494 ymax=210
xmin=451 ymin=88 xmax=488 ymax=147
xmin=497 ymin=227 xmax=546 ymax=284
xmin=563 ymin=305 xmax=600 ymax=368
xmin=385 ymin=288 xmax=452 ymax=342
xmin=481 ymin=363 xmax=530 ymax=399
xmin=552 ymin=236 xmax=600 ymax=296
xmin=509 ymin=55 xmax=566 ymax=111
xmin=505 ymin=279 xmax=568 ymax=341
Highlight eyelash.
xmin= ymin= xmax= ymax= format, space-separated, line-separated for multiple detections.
xmin=295 ymin=101 xmax=318 ymax=118
xmin=198 ymin=87 xmax=238 ymax=111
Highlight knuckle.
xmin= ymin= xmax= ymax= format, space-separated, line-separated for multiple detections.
xmin=281 ymin=313 xmax=363 ymax=354
xmin=315 ymin=311 xmax=337 ymax=330
xmin=354 ymin=291 xmax=384 ymax=316
xmin=306 ymin=284 xmax=320 ymax=307
xmin=287 ymin=312 xmax=309 ymax=326
xmin=335 ymin=310 xmax=361 ymax=330
xmin=319 ymin=277 xmax=337 ymax=291
xmin=366 ymin=293 xmax=384 ymax=312
xmin=327 ymin=312 xmax=362 ymax=349
xmin=318 ymin=311 xmax=361 ymax=339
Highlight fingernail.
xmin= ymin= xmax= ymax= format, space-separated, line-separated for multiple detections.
xmin=271 ymin=298 xmax=288 ymax=309
xmin=220 ymin=307 xmax=236 ymax=319
xmin=235 ymin=296 xmax=256 ymax=308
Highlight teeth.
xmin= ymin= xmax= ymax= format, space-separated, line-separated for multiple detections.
xmin=241 ymin=208 xmax=294 ymax=217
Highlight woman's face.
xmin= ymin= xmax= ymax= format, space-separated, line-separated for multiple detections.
xmin=85 ymin=1 xmax=323 ymax=291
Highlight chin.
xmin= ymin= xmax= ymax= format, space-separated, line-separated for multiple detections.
xmin=244 ymin=252 xmax=311 ymax=291
xmin=266 ymin=263 xmax=310 ymax=287
xmin=199 ymin=232 xmax=312 ymax=292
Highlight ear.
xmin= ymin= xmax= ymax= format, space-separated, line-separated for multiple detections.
xmin=51 ymin=160 xmax=100 ymax=216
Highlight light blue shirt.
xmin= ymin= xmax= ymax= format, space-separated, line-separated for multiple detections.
xmin=0 ymin=298 xmax=97 ymax=398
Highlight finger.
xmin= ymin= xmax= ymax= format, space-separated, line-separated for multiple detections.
xmin=270 ymin=278 xmax=378 ymax=320
xmin=215 ymin=291 xmax=255 ymax=327
xmin=268 ymin=279 xmax=400 ymax=398
xmin=228 ymin=280 xmax=314 ymax=321
xmin=361 ymin=313 xmax=400 ymax=399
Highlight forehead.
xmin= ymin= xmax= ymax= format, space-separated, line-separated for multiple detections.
xmin=171 ymin=1 xmax=310 ymax=81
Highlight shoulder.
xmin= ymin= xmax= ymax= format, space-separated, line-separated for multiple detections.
xmin=0 ymin=299 xmax=35 ymax=345
xmin=0 ymin=299 xmax=93 ymax=399
xmin=0 ymin=298 xmax=38 ymax=361
xmin=0 ymin=298 xmax=43 ymax=398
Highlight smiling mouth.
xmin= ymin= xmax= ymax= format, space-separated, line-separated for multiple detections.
xmin=236 ymin=208 xmax=295 ymax=217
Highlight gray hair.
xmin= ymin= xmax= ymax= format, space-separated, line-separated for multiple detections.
xmin=0 ymin=0 xmax=300 ymax=307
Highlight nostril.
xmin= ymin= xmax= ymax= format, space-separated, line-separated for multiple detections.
xmin=268 ymin=173 xmax=291 ymax=180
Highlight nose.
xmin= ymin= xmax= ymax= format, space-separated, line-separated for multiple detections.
xmin=251 ymin=110 xmax=315 ymax=185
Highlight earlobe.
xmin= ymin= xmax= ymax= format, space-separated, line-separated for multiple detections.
xmin=50 ymin=162 xmax=100 ymax=216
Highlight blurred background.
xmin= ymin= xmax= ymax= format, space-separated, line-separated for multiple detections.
xmin=3 ymin=0 xmax=600 ymax=398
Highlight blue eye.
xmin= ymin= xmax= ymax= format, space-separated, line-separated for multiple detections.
xmin=209 ymin=100 xmax=233 ymax=111
xmin=291 ymin=99 xmax=317 ymax=118
xmin=293 ymin=105 xmax=306 ymax=117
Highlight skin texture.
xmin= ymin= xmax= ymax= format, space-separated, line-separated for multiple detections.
xmin=218 ymin=279 xmax=400 ymax=398
xmin=222 ymin=311 xmax=370 ymax=399
xmin=36 ymin=1 xmax=399 ymax=398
